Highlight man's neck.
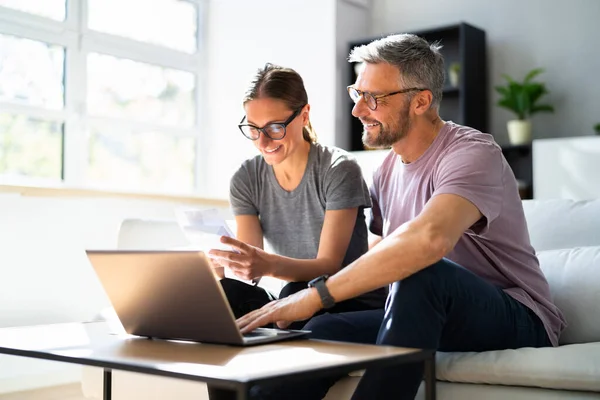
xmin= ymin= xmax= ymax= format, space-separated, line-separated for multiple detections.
xmin=392 ymin=115 xmax=445 ymax=164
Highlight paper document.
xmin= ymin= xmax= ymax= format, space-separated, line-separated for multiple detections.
xmin=175 ymin=207 xmax=259 ymax=285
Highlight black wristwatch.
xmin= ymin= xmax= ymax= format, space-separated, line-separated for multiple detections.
xmin=308 ymin=274 xmax=335 ymax=309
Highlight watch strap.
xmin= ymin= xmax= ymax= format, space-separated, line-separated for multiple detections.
xmin=308 ymin=275 xmax=335 ymax=309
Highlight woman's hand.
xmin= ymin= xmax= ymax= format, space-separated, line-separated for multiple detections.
xmin=207 ymin=236 xmax=275 ymax=281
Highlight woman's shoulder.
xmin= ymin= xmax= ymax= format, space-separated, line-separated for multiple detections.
xmin=311 ymin=142 xmax=358 ymax=167
xmin=233 ymin=154 xmax=268 ymax=182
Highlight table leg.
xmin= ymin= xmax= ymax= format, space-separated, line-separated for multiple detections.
xmin=103 ymin=369 xmax=112 ymax=400
xmin=424 ymin=353 xmax=436 ymax=400
xmin=207 ymin=386 xmax=247 ymax=400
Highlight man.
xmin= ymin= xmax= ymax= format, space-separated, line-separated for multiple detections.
xmin=237 ymin=33 xmax=566 ymax=400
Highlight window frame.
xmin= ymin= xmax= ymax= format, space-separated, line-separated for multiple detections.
xmin=0 ymin=0 xmax=208 ymax=196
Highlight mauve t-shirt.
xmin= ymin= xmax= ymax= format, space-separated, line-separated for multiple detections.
xmin=369 ymin=121 xmax=566 ymax=346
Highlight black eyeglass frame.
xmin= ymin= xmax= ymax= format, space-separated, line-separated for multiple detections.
xmin=238 ymin=107 xmax=303 ymax=141
xmin=347 ymin=86 xmax=429 ymax=110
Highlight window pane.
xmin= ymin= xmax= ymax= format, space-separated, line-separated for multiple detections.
xmin=0 ymin=114 xmax=63 ymax=180
xmin=87 ymin=53 xmax=195 ymax=127
xmin=88 ymin=0 xmax=197 ymax=53
xmin=0 ymin=34 xmax=65 ymax=108
xmin=86 ymin=128 xmax=195 ymax=192
xmin=0 ymin=0 xmax=66 ymax=21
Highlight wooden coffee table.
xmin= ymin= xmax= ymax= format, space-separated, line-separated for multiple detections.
xmin=0 ymin=322 xmax=436 ymax=400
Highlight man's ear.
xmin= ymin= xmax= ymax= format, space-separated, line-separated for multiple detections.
xmin=412 ymin=90 xmax=433 ymax=115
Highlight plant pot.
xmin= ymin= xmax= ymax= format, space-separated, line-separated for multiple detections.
xmin=507 ymin=119 xmax=532 ymax=145
xmin=449 ymin=70 xmax=459 ymax=88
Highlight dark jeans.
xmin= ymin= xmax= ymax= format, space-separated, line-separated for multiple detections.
xmin=247 ymin=258 xmax=552 ymax=400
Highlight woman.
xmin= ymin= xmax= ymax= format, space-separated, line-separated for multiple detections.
xmin=208 ymin=63 xmax=386 ymax=325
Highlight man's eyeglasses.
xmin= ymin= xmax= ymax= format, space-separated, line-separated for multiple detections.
xmin=238 ymin=108 xmax=303 ymax=141
xmin=347 ymin=86 xmax=429 ymax=111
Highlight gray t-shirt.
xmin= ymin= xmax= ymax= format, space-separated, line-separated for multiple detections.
xmin=230 ymin=142 xmax=386 ymax=307
xmin=370 ymin=121 xmax=567 ymax=346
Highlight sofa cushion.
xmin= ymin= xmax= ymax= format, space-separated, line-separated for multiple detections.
xmin=538 ymin=246 xmax=600 ymax=345
xmin=523 ymin=199 xmax=600 ymax=251
xmin=436 ymin=342 xmax=600 ymax=392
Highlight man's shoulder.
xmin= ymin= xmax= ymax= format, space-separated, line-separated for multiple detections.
xmin=440 ymin=122 xmax=502 ymax=159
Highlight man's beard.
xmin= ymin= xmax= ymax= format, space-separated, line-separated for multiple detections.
xmin=362 ymin=104 xmax=411 ymax=149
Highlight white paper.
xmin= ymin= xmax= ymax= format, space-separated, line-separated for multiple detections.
xmin=175 ymin=207 xmax=258 ymax=285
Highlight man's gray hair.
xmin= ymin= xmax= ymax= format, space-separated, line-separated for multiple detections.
xmin=348 ymin=34 xmax=445 ymax=110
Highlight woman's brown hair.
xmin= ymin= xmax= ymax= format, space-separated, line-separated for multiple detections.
xmin=243 ymin=63 xmax=317 ymax=143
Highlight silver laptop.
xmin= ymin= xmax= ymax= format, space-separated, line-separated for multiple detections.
xmin=86 ymin=250 xmax=309 ymax=346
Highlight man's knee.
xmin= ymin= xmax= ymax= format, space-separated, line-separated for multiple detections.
xmin=302 ymin=313 xmax=343 ymax=340
xmin=388 ymin=258 xmax=467 ymax=305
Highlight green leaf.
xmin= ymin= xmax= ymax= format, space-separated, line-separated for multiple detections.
xmin=494 ymin=86 xmax=509 ymax=96
xmin=524 ymin=68 xmax=544 ymax=83
xmin=531 ymin=104 xmax=554 ymax=114
xmin=495 ymin=68 xmax=553 ymax=119
xmin=501 ymin=74 xmax=515 ymax=84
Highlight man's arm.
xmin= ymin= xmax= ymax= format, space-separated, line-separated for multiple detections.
xmin=368 ymin=235 xmax=382 ymax=250
xmin=325 ymin=193 xmax=483 ymax=303
xmin=237 ymin=193 xmax=483 ymax=333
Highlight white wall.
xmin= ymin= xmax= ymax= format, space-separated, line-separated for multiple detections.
xmin=202 ymin=0 xmax=371 ymax=198
xmin=371 ymin=0 xmax=600 ymax=145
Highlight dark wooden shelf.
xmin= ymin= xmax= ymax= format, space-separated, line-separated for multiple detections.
xmin=501 ymin=143 xmax=532 ymax=153
xmin=443 ymin=87 xmax=460 ymax=96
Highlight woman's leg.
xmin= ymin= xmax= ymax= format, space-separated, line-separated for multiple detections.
xmin=220 ymin=278 xmax=276 ymax=319
xmin=207 ymin=279 xmax=277 ymax=400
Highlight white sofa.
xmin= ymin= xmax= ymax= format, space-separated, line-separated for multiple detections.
xmin=81 ymin=198 xmax=600 ymax=400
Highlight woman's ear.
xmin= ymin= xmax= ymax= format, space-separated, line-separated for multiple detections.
xmin=302 ymin=104 xmax=311 ymax=125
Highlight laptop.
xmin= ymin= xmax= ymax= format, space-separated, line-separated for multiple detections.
xmin=86 ymin=250 xmax=310 ymax=346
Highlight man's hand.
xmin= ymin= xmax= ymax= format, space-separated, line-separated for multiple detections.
xmin=237 ymin=288 xmax=322 ymax=333
xmin=207 ymin=236 xmax=274 ymax=281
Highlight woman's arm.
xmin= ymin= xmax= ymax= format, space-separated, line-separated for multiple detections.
xmin=268 ymin=207 xmax=359 ymax=281
xmin=235 ymin=215 xmax=264 ymax=249
xmin=211 ymin=215 xmax=263 ymax=279
xmin=210 ymin=207 xmax=360 ymax=283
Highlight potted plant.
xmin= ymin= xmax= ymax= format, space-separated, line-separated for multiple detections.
xmin=495 ymin=68 xmax=554 ymax=145
xmin=595 ymin=123 xmax=600 ymax=135
xmin=448 ymin=62 xmax=461 ymax=88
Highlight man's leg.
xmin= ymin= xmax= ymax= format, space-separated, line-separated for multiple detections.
xmin=249 ymin=309 xmax=385 ymax=400
xmin=351 ymin=258 xmax=552 ymax=400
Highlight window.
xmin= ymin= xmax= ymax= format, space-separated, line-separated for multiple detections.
xmin=0 ymin=0 xmax=204 ymax=194
xmin=0 ymin=0 xmax=66 ymax=21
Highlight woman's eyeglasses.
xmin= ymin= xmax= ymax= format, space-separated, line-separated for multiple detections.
xmin=238 ymin=108 xmax=303 ymax=140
